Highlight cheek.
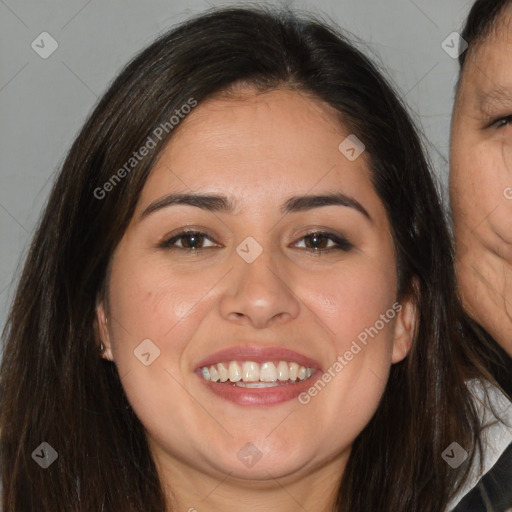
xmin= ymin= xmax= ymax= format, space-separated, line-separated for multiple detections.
xmin=105 ymin=246 xmax=226 ymax=385
xmin=301 ymin=261 xmax=398 ymax=349
xmin=294 ymin=260 xmax=399 ymax=431
xmin=452 ymin=136 xmax=512 ymax=250
xmin=316 ymin=259 xmax=400 ymax=373
xmin=105 ymin=259 xmax=221 ymax=450
xmin=114 ymin=275 xmax=215 ymax=346
xmin=452 ymin=130 xmax=510 ymax=198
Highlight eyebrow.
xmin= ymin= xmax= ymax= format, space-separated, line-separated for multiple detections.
xmin=139 ymin=192 xmax=372 ymax=222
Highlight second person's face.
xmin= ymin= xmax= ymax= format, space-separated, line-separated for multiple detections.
xmin=450 ymin=9 xmax=512 ymax=355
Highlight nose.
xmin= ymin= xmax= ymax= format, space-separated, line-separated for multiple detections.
xmin=219 ymin=246 xmax=301 ymax=329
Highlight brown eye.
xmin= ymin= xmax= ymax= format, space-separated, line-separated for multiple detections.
xmin=304 ymin=232 xmax=330 ymax=249
xmin=160 ymin=231 xmax=219 ymax=251
xmin=293 ymin=231 xmax=353 ymax=252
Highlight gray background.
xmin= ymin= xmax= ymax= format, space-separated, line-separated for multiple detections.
xmin=0 ymin=0 xmax=473 ymax=332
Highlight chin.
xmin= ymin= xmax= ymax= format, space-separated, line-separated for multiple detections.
xmin=206 ymin=436 xmax=320 ymax=481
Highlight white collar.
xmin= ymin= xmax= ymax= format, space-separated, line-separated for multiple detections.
xmin=447 ymin=379 xmax=512 ymax=510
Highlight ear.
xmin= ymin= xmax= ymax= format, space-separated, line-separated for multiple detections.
xmin=95 ymin=301 xmax=115 ymax=362
xmin=391 ymin=295 xmax=417 ymax=364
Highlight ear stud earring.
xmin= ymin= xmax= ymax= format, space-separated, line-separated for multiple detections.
xmin=99 ymin=316 xmax=108 ymax=353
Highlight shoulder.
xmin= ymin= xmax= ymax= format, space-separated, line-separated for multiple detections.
xmin=447 ymin=379 xmax=512 ymax=511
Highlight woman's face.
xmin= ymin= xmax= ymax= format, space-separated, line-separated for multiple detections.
xmin=97 ymin=88 xmax=415 ymax=487
xmin=450 ymin=9 xmax=512 ymax=355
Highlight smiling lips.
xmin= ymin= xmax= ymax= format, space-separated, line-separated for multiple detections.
xmin=195 ymin=346 xmax=321 ymax=405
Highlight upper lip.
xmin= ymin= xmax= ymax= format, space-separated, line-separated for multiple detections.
xmin=195 ymin=345 xmax=322 ymax=371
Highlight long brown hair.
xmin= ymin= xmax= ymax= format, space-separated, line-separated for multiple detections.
xmin=0 ymin=6 xmax=504 ymax=511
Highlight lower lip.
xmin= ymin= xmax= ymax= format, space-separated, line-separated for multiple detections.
xmin=198 ymin=371 xmax=321 ymax=406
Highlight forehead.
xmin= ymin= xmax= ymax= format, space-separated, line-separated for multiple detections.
xmin=150 ymin=88 xmax=371 ymax=188
xmin=458 ymin=8 xmax=512 ymax=105
xmin=170 ymin=87 xmax=347 ymax=147
xmin=134 ymin=87 xmax=383 ymax=223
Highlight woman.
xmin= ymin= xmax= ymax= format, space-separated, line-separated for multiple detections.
xmin=0 ymin=6 xmax=507 ymax=511
xmin=450 ymin=0 xmax=512 ymax=509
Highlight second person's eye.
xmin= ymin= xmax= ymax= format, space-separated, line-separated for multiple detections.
xmin=491 ymin=115 xmax=512 ymax=129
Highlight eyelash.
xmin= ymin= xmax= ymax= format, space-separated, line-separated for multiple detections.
xmin=159 ymin=229 xmax=353 ymax=254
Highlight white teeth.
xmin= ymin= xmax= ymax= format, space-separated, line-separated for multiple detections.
xmin=260 ymin=362 xmax=277 ymax=382
xmin=289 ymin=362 xmax=299 ymax=381
xmin=209 ymin=365 xmax=219 ymax=382
xmin=217 ymin=362 xmax=229 ymax=382
xmin=242 ymin=361 xmax=259 ymax=382
xmin=201 ymin=360 xmax=315 ymax=384
xmin=228 ymin=361 xmax=242 ymax=382
xmin=277 ymin=361 xmax=289 ymax=381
